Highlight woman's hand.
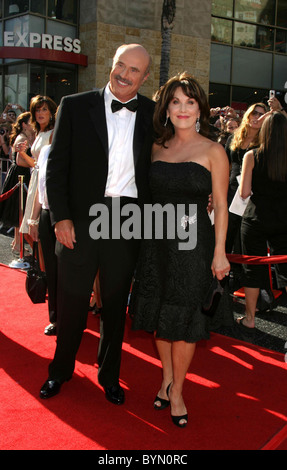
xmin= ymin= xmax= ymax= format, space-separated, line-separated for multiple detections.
xmin=211 ymin=252 xmax=230 ymax=281
xmin=268 ymin=96 xmax=283 ymax=112
xmin=29 ymin=224 xmax=39 ymax=242
xmin=16 ymin=140 xmax=28 ymax=153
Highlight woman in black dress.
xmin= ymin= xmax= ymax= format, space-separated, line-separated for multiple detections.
xmin=225 ymin=103 xmax=268 ymax=286
xmin=238 ymin=111 xmax=287 ymax=331
xmin=0 ymin=112 xmax=35 ymax=253
xmin=130 ymin=73 xmax=230 ymax=427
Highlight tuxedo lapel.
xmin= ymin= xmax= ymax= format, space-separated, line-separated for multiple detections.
xmin=88 ymin=88 xmax=109 ymax=158
xmin=133 ymin=94 xmax=151 ymax=167
xmin=87 ymin=90 xmax=152 ymax=165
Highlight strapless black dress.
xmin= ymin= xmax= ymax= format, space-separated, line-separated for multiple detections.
xmin=130 ymin=161 xmax=232 ymax=342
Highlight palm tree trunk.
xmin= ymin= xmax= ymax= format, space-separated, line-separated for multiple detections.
xmin=159 ymin=0 xmax=176 ymax=87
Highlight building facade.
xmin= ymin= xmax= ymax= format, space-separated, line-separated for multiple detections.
xmin=210 ymin=0 xmax=287 ymax=112
xmin=78 ymin=0 xmax=211 ymax=100
xmin=0 ymin=0 xmax=84 ymax=111
xmin=0 ymin=0 xmax=286 ymax=114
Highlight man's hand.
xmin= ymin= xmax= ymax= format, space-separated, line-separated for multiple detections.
xmin=55 ymin=219 xmax=76 ymax=249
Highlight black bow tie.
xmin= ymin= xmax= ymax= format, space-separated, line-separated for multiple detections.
xmin=111 ymin=99 xmax=138 ymax=113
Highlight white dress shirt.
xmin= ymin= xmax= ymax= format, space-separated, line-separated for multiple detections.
xmin=104 ymin=84 xmax=138 ymax=198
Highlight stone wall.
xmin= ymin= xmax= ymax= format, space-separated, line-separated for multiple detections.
xmin=78 ymin=0 xmax=211 ymax=98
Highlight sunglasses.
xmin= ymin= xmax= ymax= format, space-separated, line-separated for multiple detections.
xmin=251 ymin=110 xmax=265 ymax=118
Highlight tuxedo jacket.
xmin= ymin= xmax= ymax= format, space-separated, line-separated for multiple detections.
xmin=46 ymin=88 xmax=155 ymax=258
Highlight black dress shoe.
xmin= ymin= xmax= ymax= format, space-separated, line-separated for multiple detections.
xmin=44 ymin=323 xmax=57 ymax=336
xmin=104 ymin=384 xmax=125 ymax=405
xmin=91 ymin=305 xmax=102 ymax=316
xmin=40 ymin=379 xmax=62 ymax=399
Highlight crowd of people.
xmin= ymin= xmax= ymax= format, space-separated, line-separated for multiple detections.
xmin=0 ymin=43 xmax=287 ymax=430
xmin=0 ymin=104 xmax=33 ymax=251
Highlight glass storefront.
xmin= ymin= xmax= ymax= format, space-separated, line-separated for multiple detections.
xmin=210 ymin=0 xmax=287 ymax=109
xmin=211 ymin=17 xmax=232 ymax=44
xmin=4 ymin=62 xmax=28 ymax=108
xmin=234 ymin=0 xmax=276 ymax=25
xmin=29 ymin=62 xmax=77 ymax=104
xmin=3 ymin=0 xmax=78 ymax=23
xmin=0 ymin=0 xmax=79 ymax=112
xmin=4 ymin=15 xmax=46 ymax=48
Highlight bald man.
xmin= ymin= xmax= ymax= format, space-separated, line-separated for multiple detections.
xmin=42 ymin=44 xmax=155 ymax=404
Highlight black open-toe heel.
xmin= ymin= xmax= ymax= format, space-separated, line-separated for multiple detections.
xmin=153 ymin=395 xmax=170 ymax=410
xmin=171 ymin=413 xmax=188 ymax=428
xmin=167 ymin=383 xmax=188 ymax=428
xmin=153 ymin=382 xmax=172 ymax=410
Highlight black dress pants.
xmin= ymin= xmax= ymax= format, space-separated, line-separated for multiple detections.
xmin=48 ymin=199 xmax=140 ymax=387
xmin=38 ymin=209 xmax=57 ymax=324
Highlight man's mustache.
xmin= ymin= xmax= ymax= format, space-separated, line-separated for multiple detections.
xmin=114 ymin=75 xmax=132 ymax=86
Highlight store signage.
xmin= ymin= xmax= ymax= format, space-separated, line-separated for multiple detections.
xmin=1 ymin=31 xmax=87 ymax=66
xmin=4 ymin=31 xmax=81 ymax=54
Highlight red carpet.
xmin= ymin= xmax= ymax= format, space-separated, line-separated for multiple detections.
xmin=1 ymin=263 xmax=287 ymax=451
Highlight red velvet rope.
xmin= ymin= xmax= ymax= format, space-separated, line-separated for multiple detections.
xmin=0 ymin=182 xmax=19 ymax=202
xmin=0 ymin=183 xmax=287 ymax=269
xmin=227 ymin=253 xmax=287 ymax=265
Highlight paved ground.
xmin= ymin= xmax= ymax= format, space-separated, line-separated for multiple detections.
xmin=1 ymin=226 xmax=287 ymax=355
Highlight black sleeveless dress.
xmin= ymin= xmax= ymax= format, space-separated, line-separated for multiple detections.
xmin=130 ymin=161 xmax=232 ymax=343
xmin=0 ymin=152 xmax=31 ymax=228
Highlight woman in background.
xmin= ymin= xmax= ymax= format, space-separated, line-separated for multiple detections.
xmin=19 ymin=95 xmax=57 ymax=245
xmin=238 ymin=111 xmax=287 ymax=331
xmin=0 ymin=112 xmax=35 ymax=253
xmin=225 ymin=102 xmax=268 ymax=287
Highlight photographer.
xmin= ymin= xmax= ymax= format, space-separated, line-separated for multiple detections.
xmin=0 ymin=103 xmax=25 ymax=124
xmin=210 ymin=106 xmax=240 ymax=144
xmin=218 ymin=117 xmax=240 ymax=147
xmin=210 ymin=106 xmax=239 ymax=123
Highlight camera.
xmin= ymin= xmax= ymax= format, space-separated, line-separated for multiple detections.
xmin=269 ymin=90 xmax=286 ymax=109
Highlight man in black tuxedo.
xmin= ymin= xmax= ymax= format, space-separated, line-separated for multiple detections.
xmin=41 ymin=44 xmax=155 ymax=404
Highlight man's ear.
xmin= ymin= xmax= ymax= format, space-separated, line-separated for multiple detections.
xmin=141 ymin=72 xmax=150 ymax=86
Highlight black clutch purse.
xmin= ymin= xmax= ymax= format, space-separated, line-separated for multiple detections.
xmin=25 ymin=242 xmax=47 ymax=304
xmin=202 ymin=276 xmax=226 ymax=317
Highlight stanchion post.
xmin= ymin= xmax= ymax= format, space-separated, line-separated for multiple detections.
xmin=9 ymin=175 xmax=30 ymax=269
xmin=19 ymin=175 xmax=24 ymax=259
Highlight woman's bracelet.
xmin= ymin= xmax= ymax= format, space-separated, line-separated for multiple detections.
xmin=27 ymin=219 xmax=39 ymax=226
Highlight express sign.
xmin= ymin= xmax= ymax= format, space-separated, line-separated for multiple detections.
xmin=4 ymin=31 xmax=81 ymax=53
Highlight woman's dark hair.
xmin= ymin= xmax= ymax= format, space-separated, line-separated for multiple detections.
xmin=153 ymin=72 xmax=210 ymax=146
xmin=10 ymin=112 xmax=31 ymax=146
xmin=30 ymin=95 xmax=57 ymax=133
xmin=257 ymin=111 xmax=287 ymax=182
